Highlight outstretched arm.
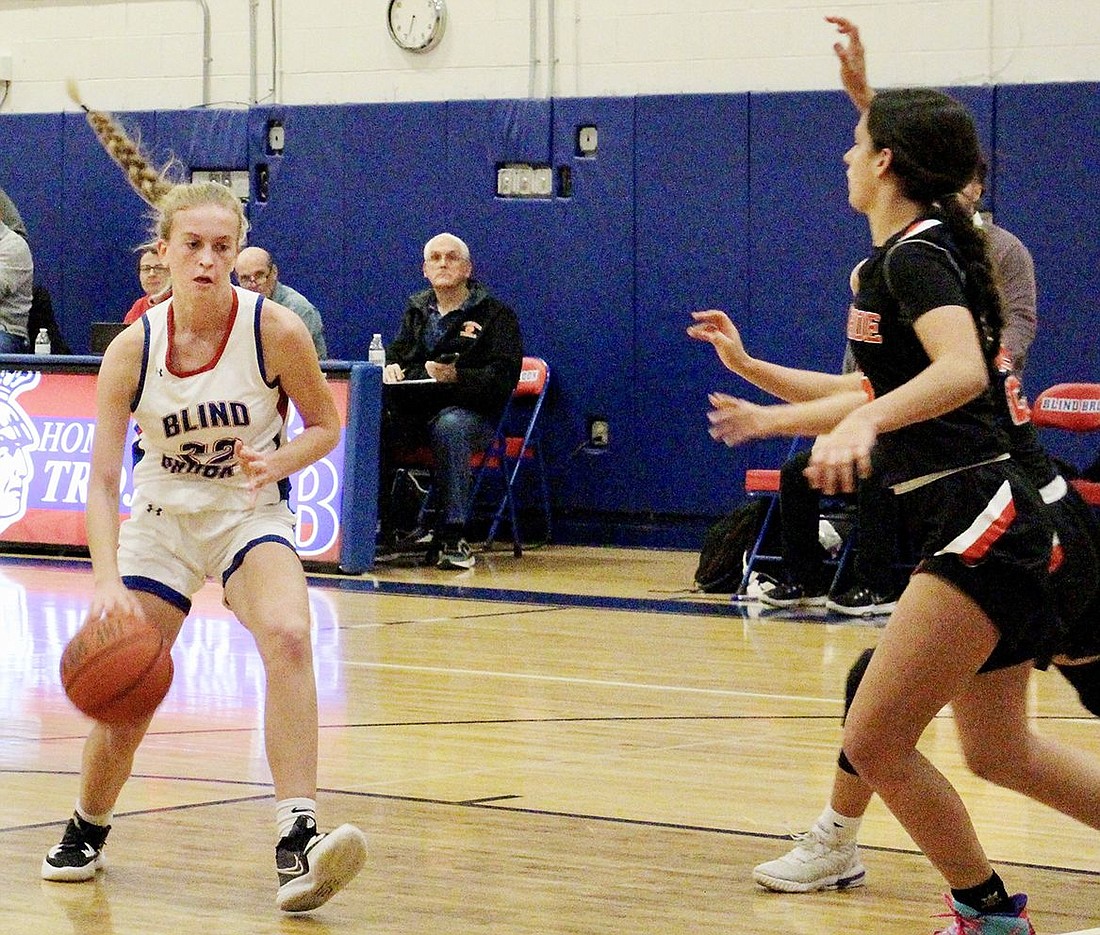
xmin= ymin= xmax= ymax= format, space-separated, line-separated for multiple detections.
xmin=687 ymin=309 xmax=861 ymax=403
xmin=706 ymin=389 xmax=870 ymax=447
xmin=826 ymin=15 xmax=874 ymax=112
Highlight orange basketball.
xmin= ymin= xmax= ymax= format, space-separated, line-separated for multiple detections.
xmin=60 ymin=614 xmax=174 ymax=725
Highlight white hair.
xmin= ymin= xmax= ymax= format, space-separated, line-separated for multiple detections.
xmin=423 ymin=232 xmax=470 ymax=261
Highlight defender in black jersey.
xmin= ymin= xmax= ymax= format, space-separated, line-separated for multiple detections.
xmin=692 ymin=84 xmax=1100 ymax=932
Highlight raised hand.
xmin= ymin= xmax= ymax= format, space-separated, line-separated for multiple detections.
xmin=687 ymin=310 xmax=750 ymax=374
xmin=825 ymin=15 xmax=874 ymax=111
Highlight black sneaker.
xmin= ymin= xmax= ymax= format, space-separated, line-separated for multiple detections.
xmin=826 ymin=585 xmax=898 ymax=617
xmin=759 ymin=580 xmax=828 ymax=608
xmin=41 ymin=813 xmax=110 ymax=882
xmin=436 ymin=538 xmax=475 ymax=570
xmin=275 ymin=815 xmax=368 ymax=913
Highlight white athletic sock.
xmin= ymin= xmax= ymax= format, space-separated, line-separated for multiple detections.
xmin=75 ymin=802 xmax=112 ymax=828
xmin=816 ymin=805 xmax=862 ymax=844
xmin=276 ymin=797 xmax=317 ymax=840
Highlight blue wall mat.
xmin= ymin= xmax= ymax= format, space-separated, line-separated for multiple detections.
xmin=750 ymin=90 xmax=875 ymax=377
xmin=492 ymin=97 xmax=553 ymax=163
xmin=994 ymin=81 xmax=1100 ymax=471
xmin=340 ymin=102 xmax=451 ymax=359
xmin=445 ymin=98 xmax=555 ymax=318
xmin=547 ymin=97 xmax=637 ymax=513
xmin=157 ymin=107 xmax=249 ymax=171
xmin=62 ymin=110 xmax=160 ymax=352
xmin=1 ymin=81 xmax=1093 ymax=545
xmin=634 ymin=93 xmax=753 ymax=514
xmin=0 ymin=114 xmax=66 ymax=331
xmin=241 ymin=104 xmax=344 ymax=355
xmin=445 ymin=100 xmax=563 ymax=482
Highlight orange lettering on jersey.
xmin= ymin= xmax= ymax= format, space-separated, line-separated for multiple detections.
xmin=847 ymin=305 xmax=883 ymax=344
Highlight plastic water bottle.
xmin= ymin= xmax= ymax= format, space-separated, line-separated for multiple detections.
xmin=34 ymin=328 xmax=51 ymax=355
xmin=368 ymin=333 xmax=385 ymax=366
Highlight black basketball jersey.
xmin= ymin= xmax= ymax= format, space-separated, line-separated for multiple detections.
xmin=847 ymin=216 xmax=1008 ymax=486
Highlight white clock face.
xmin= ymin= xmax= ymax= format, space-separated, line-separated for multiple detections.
xmin=387 ymin=0 xmax=447 ymax=53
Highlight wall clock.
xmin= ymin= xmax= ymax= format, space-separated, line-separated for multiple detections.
xmin=387 ymin=0 xmax=447 ymax=53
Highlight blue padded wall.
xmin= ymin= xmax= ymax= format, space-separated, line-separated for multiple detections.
xmin=446 ymin=97 xmax=638 ymax=515
xmin=0 ymin=114 xmax=65 ymax=331
xmin=339 ymin=102 xmax=451 ymax=359
xmin=635 ymin=93 xmax=751 ymax=515
xmin=243 ymin=104 xmax=347 ymax=353
xmin=0 ymin=80 xmax=1094 ymax=545
xmin=994 ymin=82 xmax=1100 ymax=470
xmin=547 ymin=97 xmax=637 ymax=513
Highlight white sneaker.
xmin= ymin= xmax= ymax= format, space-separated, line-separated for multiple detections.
xmin=276 ymin=817 xmax=368 ymax=912
xmin=752 ymin=825 xmax=866 ymax=893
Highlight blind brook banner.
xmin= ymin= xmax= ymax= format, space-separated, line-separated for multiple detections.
xmin=0 ymin=370 xmax=351 ymax=564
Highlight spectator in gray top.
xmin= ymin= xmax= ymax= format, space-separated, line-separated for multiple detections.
xmin=0 ymin=217 xmax=33 ymax=353
xmin=234 ymin=246 xmax=327 ymax=359
xmin=0 ymin=186 xmax=27 ymax=239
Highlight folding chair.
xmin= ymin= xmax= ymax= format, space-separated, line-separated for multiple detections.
xmin=737 ymin=438 xmax=857 ymax=596
xmin=469 ymin=356 xmax=552 ymax=556
xmin=1031 ymin=382 xmax=1100 ymax=507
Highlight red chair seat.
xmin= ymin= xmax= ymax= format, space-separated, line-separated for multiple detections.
xmin=1072 ymin=478 xmax=1100 ymax=507
xmin=745 ymin=469 xmax=781 ymax=494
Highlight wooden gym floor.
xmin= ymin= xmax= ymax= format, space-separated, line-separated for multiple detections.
xmin=2 ymin=544 xmax=1098 ymax=934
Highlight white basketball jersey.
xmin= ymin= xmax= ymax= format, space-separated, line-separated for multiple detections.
xmin=130 ymin=288 xmax=288 ymax=513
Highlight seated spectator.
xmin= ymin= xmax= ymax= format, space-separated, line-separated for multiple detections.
xmin=234 ymin=247 xmax=327 ymax=359
xmin=760 ymin=353 xmax=901 ymax=616
xmin=0 ymin=215 xmax=33 ymax=353
xmin=380 ymin=232 xmax=523 ymax=570
xmin=123 ymin=244 xmax=172 ymax=324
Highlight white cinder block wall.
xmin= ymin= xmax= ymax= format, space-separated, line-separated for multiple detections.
xmin=0 ymin=0 xmax=1097 ymax=113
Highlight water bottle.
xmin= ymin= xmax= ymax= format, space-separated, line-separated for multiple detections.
xmin=368 ymin=333 xmax=385 ymax=366
xmin=34 ymin=328 xmax=51 ymax=355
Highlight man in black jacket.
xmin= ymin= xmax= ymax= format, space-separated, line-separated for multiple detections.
xmin=381 ymin=232 xmax=523 ymax=569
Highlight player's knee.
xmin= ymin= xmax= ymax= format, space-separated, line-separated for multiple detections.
xmin=1056 ymin=659 xmax=1100 ymax=718
xmin=961 ymin=742 xmax=1017 ymax=786
xmin=258 ymin=619 xmax=313 ymax=668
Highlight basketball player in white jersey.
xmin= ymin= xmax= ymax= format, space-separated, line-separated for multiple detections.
xmin=42 ymin=90 xmax=368 ymax=913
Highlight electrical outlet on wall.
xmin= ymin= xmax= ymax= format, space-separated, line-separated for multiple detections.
xmin=587 ymin=416 xmax=609 ymax=449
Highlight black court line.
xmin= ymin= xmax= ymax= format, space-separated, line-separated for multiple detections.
xmin=371 ymin=606 xmax=565 ymax=627
xmin=5 ymin=770 xmax=1096 ymax=881
xmin=29 ymin=709 xmax=1091 ymax=747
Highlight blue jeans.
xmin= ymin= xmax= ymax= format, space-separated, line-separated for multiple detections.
xmin=427 ymin=406 xmax=495 ymax=528
xmin=0 ymin=330 xmax=29 ymax=353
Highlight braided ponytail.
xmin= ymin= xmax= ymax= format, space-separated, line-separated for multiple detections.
xmin=67 ymin=80 xmax=176 ymax=208
xmin=939 ymin=193 xmax=1003 ymax=363
xmin=66 ymin=80 xmax=247 ymax=246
